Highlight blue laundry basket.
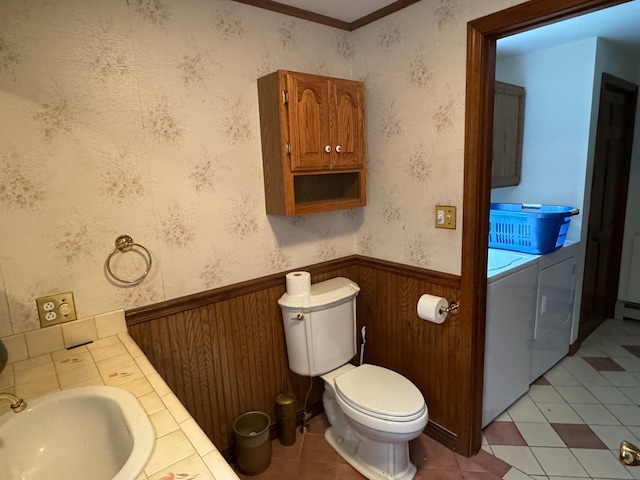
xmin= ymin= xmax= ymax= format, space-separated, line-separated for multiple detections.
xmin=489 ymin=203 xmax=580 ymax=254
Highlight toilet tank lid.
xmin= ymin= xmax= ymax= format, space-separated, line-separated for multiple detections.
xmin=278 ymin=277 xmax=360 ymax=310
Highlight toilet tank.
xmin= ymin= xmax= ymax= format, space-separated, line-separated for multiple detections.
xmin=278 ymin=277 xmax=360 ymax=376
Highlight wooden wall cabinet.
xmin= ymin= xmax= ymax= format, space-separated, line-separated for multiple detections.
xmin=492 ymin=81 xmax=525 ymax=188
xmin=257 ymin=70 xmax=366 ymax=216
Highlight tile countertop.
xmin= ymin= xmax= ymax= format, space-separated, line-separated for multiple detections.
xmin=0 ymin=313 xmax=239 ymax=480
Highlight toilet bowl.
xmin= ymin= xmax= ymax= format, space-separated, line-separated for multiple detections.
xmin=321 ymin=364 xmax=428 ymax=480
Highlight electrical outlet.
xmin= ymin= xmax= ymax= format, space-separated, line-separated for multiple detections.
xmin=36 ymin=292 xmax=77 ymax=327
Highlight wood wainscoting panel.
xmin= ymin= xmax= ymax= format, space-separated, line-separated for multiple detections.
xmin=350 ymin=256 xmax=462 ymax=448
xmin=126 ymin=255 xmax=462 ymax=455
xmin=127 ymin=258 xmax=357 ymax=455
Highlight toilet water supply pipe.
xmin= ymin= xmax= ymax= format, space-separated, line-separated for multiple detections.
xmin=360 ymin=326 xmax=366 ymax=365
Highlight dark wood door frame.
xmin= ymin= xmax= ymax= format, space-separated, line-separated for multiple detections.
xmin=461 ymin=0 xmax=631 ymax=456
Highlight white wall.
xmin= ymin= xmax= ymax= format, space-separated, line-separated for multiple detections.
xmin=0 ymin=0 xmax=358 ymax=336
xmin=492 ymin=37 xmax=599 ymax=243
xmin=349 ymin=1 xmax=519 ymax=272
xmin=0 ymin=0 xmax=524 ymax=338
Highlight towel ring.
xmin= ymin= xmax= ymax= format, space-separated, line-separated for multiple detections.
xmin=106 ymin=235 xmax=152 ymax=285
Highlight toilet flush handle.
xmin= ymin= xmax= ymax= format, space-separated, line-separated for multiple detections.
xmin=294 ymin=313 xmax=305 ymax=321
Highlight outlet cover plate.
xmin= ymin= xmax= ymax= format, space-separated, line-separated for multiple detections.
xmin=36 ymin=292 xmax=77 ymax=327
xmin=435 ymin=205 xmax=457 ymax=229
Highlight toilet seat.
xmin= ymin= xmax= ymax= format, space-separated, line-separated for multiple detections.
xmin=334 ymin=364 xmax=426 ymax=422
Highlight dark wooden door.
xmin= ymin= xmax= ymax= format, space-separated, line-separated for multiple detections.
xmin=579 ymin=73 xmax=637 ymax=344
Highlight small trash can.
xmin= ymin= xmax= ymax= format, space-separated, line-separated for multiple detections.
xmin=233 ymin=411 xmax=272 ymax=475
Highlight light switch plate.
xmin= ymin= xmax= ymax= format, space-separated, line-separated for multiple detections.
xmin=435 ymin=205 xmax=457 ymax=229
xmin=36 ymin=292 xmax=77 ymax=327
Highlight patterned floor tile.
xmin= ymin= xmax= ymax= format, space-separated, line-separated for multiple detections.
xmin=571 ymin=449 xmax=633 ymax=479
xmin=508 ymin=396 xmax=548 ymax=423
xmin=612 ymin=356 xmax=640 ymax=373
xmin=484 ymin=422 xmax=527 ymax=446
xmin=582 ymin=357 xmax=625 ymax=372
xmin=607 ymin=404 xmax=640 ymax=426
xmin=530 ymin=447 xmax=588 ymax=477
xmin=532 ymin=376 xmax=551 ymax=386
xmin=602 ymin=371 xmax=640 ymax=387
xmin=536 ymin=403 xmax=584 ymax=424
xmin=623 ymin=345 xmax=640 ymax=358
xmin=590 ymin=425 xmax=640 ymax=450
xmin=588 ymin=386 xmax=635 ymax=405
xmin=550 ymin=424 xmax=607 ymax=449
xmin=559 ymin=355 xmax=597 ymax=374
xmin=544 ymin=367 xmax=581 ymax=386
xmin=470 ymin=449 xmax=512 ymax=477
xmin=576 ymin=344 xmax=608 ymax=357
xmin=572 ymin=403 xmax=621 ymax=426
xmin=490 ymin=446 xmax=544 ymax=476
xmin=554 ymin=385 xmax=599 ymax=404
xmin=529 ymin=386 xmax=566 ymax=404
xmin=515 ymin=423 xmax=565 ymax=448
xmin=502 ymin=468 xmax=537 ymax=480
xmin=570 ymin=370 xmax=613 ymax=388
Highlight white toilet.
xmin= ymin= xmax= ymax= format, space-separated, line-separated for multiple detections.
xmin=278 ymin=276 xmax=428 ymax=480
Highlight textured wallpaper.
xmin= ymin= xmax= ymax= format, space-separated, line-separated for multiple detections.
xmin=351 ymin=0 xmax=522 ymax=272
xmin=0 ymin=0 xmax=520 ymax=337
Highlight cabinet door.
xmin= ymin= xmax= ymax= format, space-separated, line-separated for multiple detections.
xmin=492 ymin=81 xmax=524 ymax=188
xmin=287 ymin=73 xmax=331 ymax=171
xmin=330 ymin=79 xmax=365 ymax=169
xmin=535 ymin=257 xmax=575 ymax=340
xmin=530 ymin=256 xmax=574 ymax=381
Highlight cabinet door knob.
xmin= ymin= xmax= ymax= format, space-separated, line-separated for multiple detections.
xmin=335 ymin=145 xmax=342 ymax=153
xmin=325 ymin=145 xmax=331 ymax=153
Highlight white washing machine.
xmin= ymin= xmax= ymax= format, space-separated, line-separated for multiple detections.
xmin=483 ymin=249 xmax=539 ymax=428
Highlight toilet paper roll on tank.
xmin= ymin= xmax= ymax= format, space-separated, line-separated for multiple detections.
xmin=285 ymin=271 xmax=311 ymax=296
xmin=417 ymin=294 xmax=449 ymax=324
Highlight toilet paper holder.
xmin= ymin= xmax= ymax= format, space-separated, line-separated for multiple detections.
xmin=440 ymin=302 xmax=460 ymax=315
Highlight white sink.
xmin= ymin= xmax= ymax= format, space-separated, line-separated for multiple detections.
xmin=0 ymin=386 xmax=155 ymax=480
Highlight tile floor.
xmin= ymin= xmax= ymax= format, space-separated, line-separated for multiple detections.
xmin=482 ymin=317 xmax=640 ymax=479
xmin=234 ymin=318 xmax=640 ymax=479
xmin=234 ymin=413 xmax=515 ymax=479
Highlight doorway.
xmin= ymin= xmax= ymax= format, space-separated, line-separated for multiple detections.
xmin=578 ymin=73 xmax=638 ymax=345
xmin=462 ymin=0 xmax=634 ymax=456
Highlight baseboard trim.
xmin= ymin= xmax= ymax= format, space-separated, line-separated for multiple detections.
xmin=568 ymin=340 xmax=581 ymax=356
xmin=425 ymin=420 xmax=457 ymax=451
